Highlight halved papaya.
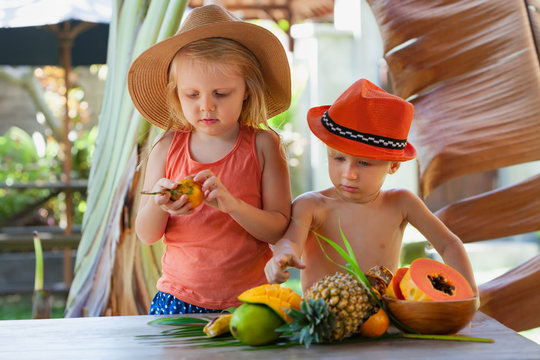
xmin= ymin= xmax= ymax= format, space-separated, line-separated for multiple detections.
xmin=399 ymin=258 xmax=474 ymax=301
xmin=385 ymin=267 xmax=408 ymax=300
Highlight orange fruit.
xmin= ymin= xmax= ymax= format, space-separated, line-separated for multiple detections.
xmin=141 ymin=178 xmax=204 ymax=207
xmin=173 ymin=179 xmax=204 ymax=208
xmin=358 ymin=307 xmax=389 ymax=338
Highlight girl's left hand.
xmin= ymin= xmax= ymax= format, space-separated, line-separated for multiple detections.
xmin=194 ymin=169 xmax=239 ymax=213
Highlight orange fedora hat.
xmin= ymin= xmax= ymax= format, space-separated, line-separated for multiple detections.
xmin=307 ymin=79 xmax=416 ymax=162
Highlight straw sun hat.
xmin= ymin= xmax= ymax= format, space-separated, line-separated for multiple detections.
xmin=307 ymin=79 xmax=417 ymax=162
xmin=128 ymin=4 xmax=291 ymax=130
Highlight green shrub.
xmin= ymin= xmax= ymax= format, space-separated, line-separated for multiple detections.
xmin=0 ymin=126 xmax=96 ymax=227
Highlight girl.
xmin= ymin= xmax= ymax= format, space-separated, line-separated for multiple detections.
xmin=128 ymin=5 xmax=292 ymax=314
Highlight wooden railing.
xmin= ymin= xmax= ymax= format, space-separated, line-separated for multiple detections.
xmin=0 ymin=180 xmax=88 ymax=227
xmin=0 ymin=181 xmax=87 ymax=293
xmin=0 ymin=227 xmax=81 ymax=252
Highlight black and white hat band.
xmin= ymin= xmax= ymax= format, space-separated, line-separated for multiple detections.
xmin=321 ymin=111 xmax=407 ymax=150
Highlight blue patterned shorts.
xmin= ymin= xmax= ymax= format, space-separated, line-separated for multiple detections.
xmin=148 ymin=291 xmax=222 ymax=315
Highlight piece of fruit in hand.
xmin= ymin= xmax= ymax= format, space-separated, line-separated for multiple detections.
xmin=141 ymin=178 xmax=204 ymax=208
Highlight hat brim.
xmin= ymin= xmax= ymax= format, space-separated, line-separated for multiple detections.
xmin=307 ymin=105 xmax=417 ymax=162
xmin=128 ymin=21 xmax=291 ymax=130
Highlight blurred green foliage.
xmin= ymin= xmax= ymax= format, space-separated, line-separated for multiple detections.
xmin=0 ymin=126 xmax=97 ymax=227
xmin=268 ymin=64 xmax=309 ymax=198
xmin=0 ymin=293 xmax=65 ymax=320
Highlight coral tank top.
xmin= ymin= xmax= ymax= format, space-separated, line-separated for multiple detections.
xmin=158 ymin=126 xmax=272 ymax=309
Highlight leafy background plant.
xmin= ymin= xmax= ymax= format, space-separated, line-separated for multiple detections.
xmin=0 ymin=126 xmax=96 ymax=227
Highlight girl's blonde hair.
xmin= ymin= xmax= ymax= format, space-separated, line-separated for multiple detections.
xmin=138 ymin=37 xmax=284 ymax=170
xmin=166 ymin=37 xmax=269 ymax=132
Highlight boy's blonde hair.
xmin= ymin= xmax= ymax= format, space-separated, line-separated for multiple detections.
xmin=166 ymin=37 xmax=269 ymax=132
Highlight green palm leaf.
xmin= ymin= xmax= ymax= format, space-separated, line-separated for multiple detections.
xmin=147 ymin=316 xmax=209 ymax=326
xmin=310 ymin=227 xmax=377 ymax=302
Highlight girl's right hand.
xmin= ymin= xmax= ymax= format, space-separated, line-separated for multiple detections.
xmin=152 ymin=178 xmax=194 ymax=216
xmin=265 ymin=253 xmax=305 ymax=284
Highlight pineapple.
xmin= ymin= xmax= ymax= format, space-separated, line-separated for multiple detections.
xmin=277 ymin=229 xmax=392 ymax=347
xmin=306 ymin=272 xmax=375 ymax=341
xmin=283 ymin=272 xmax=377 ymax=346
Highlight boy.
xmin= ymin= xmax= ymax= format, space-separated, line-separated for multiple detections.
xmin=265 ymin=79 xmax=478 ymax=294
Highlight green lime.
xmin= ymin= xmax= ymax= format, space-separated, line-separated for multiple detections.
xmin=229 ymin=303 xmax=285 ymax=346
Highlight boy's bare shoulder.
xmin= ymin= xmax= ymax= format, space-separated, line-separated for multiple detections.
xmin=381 ymin=188 xmax=420 ymax=206
xmin=292 ymin=190 xmax=334 ymax=211
xmin=294 ymin=190 xmax=328 ymax=203
xmin=291 ymin=191 xmax=331 ymax=227
xmin=382 ymin=187 xmax=415 ymax=198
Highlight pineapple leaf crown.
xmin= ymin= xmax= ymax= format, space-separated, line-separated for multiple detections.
xmin=276 ymin=298 xmax=335 ymax=348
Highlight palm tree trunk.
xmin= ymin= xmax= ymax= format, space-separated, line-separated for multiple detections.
xmin=65 ymin=0 xmax=187 ymax=317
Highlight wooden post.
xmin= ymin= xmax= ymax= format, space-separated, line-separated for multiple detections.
xmin=59 ymin=21 xmax=74 ymax=287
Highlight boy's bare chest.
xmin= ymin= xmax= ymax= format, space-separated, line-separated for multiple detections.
xmin=301 ymin=197 xmax=406 ymax=290
xmin=315 ymin=200 xmax=403 ymax=236
xmin=308 ymin=200 xmax=405 ymax=263
xmin=315 ymin=216 xmax=402 ymax=247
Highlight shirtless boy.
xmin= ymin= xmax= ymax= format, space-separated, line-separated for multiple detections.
xmin=265 ymin=79 xmax=477 ymax=294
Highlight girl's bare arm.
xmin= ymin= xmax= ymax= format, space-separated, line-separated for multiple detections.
xmin=135 ymin=133 xmax=174 ymax=244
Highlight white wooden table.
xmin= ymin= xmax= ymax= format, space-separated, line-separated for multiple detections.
xmin=0 ymin=312 xmax=538 ymax=359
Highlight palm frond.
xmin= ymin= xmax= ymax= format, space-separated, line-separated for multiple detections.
xmin=368 ymin=0 xmax=540 ymax=199
xmin=147 ymin=316 xmax=209 ymax=326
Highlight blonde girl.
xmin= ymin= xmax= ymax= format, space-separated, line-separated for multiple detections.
xmin=128 ymin=5 xmax=292 ymax=314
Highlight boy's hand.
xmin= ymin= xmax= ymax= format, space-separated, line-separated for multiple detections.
xmin=265 ymin=254 xmax=306 ymax=284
